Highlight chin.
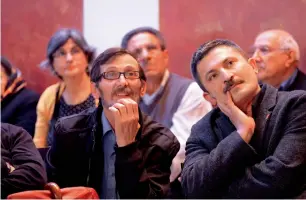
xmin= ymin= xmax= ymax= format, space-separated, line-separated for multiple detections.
xmin=64 ymin=70 xmax=85 ymax=77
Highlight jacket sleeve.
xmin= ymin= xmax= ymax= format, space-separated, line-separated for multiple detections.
xmin=181 ymin=128 xmax=258 ymax=198
xmin=115 ymin=136 xmax=180 ymax=198
xmin=225 ymin=95 xmax=306 ymax=198
xmin=1 ymin=125 xmax=47 ymax=198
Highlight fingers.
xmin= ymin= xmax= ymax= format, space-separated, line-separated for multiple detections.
xmin=109 ymin=98 xmax=139 ymax=121
xmin=117 ymin=98 xmax=139 ymax=116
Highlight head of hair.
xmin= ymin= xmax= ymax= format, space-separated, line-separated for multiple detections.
xmin=90 ymin=47 xmax=146 ymax=84
xmin=190 ymin=39 xmax=247 ymax=92
xmin=277 ymin=32 xmax=300 ymax=61
xmin=121 ymin=27 xmax=166 ymax=50
xmin=40 ymin=28 xmax=95 ymax=78
xmin=1 ymin=56 xmax=13 ymax=76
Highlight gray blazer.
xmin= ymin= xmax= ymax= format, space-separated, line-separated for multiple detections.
xmin=182 ymin=84 xmax=306 ymax=198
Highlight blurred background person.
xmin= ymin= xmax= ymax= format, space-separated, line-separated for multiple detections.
xmin=1 ymin=56 xmax=39 ymax=136
xmin=33 ymin=28 xmax=98 ymax=148
xmin=251 ymin=29 xmax=306 ymax=91
xmin=121 ymin=27 xmax=212 ymax=184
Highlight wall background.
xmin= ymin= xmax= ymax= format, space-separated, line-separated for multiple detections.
xmin=2 ymin=0 xmax=306 ymax=93
xmin=160 ymin=0 xmax=306 ymax=78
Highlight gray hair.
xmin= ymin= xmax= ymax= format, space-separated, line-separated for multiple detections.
xmin=279 ymin=34 xmax=300 ymax=61
xmin=121 ymin=27 xmax=166 ymax=50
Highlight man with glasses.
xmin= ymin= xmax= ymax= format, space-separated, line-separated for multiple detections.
xmin=46 ymin=47 xmax=179 ymax=199
xmin=250 ymin=29 xmax=306 ymax=91
xmin=121 ymin=27 xmax=212 ymax=186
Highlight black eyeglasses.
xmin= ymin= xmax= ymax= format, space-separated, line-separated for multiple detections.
xmin=97 ymin=71 xmax=141 ymax=81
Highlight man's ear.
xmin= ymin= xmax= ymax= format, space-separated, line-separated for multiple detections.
xmin=91 ymin=82 xmax=100 ymax=99
xmin=162 ymin=49 xmax=169 ymax=66
xmin=203 ymin=92 xmax=217 ymax=107
xmin=140 ymin=80 xmax=147 ymax=97
xmin=285 ymin=50 xmax=297 ymax=68
xmin=248 ymin=57 xmax=259 ymax=74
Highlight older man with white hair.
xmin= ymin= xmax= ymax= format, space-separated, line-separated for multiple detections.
xmin=250 ymin=29 xmax=306 ymax=91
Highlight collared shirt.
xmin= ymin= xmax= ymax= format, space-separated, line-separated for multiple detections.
xmin=140 ymin=69 xmax=212 ymax=181
xmin=101 ymin=112 xmax=118 ymax=199
xmin=142 ymin=69 xmax=170 ymax=105
xmin=279 ymin=69 xmax=298 ymax=91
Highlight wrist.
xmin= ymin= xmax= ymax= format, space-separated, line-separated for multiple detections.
xmin=237 ymin=129 xmax=254 ymax=143
xmin=116 ymin=138 xmax=135 ymax=147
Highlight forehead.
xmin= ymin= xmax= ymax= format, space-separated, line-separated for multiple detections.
xmin=127 ymin=32 xmax=160 ymax=49
xmin=101 ymin=54 xmax=139 ymax=71
xmin=254 ymin=32 xmax=280 ymax=47
xmin=198 ymin=46 xmax=243 ymax=71
xmin=60 ymin=38 xmax=78 ymax=49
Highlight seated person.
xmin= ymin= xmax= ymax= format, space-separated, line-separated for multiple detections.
xmin=34 ymin=28 xmax=98 ymax=148
xmin=121 ymin=27 xmax=212 ymax=181
xmin=1 ymin=123 xmax=47 ymax=199
xmin=182 ymin=39 xmax=306 ymax=198
xmin=46 ymin=47 xmax=180 ymax=199
xmin=1 ymin=56 xmax=39 ymax=136
xmin=250 ymin=29 xmax=306 ymax=91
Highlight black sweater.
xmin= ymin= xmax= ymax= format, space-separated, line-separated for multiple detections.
xmin=1 ymin=123 xmax=47 ymax=198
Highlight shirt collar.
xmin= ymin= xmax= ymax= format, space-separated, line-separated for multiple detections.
xmin=101 ymin=111 xmax=113 ymax=136
xmin=279 ymin=69 xmax=298 ymax=91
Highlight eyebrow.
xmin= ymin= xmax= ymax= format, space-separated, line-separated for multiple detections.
xmin=204 ymin=57 xmax=233 ymax=80
xmin=205 ymin=69 xmax=217 ymax=80
xmin=103 ymin=65 xmax=138 ymax=72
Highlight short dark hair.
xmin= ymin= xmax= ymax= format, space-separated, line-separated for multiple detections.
xmin=121 ymin=27 xmax=166 ymax=50
xmin=1 ymin=56 xmax=13 ymax=76
xmin=90 ymin=47 xmax=146 ymax=83
xmin=40 ymin=28 xmax=95 ymax=78
xmin=190 ymin=39 xmax=247 ymax=92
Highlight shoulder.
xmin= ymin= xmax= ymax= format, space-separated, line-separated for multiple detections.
xmin=1 ymin=123 xmax=31 ymax=143
xmin=54 ymin=107 xmax=97 ymax=134
xmin=141 ymin=113 xmax=179 ymax=152
xmin=17 ymin=88 xmax=40 ymax=103
xmin=40 ymin=83 xmax=62 ymax=99
xmin=37 ymin=82 xmax=62 ymax=109
xmin=189 ymin=108 xmax=219 ymax=141
xmin=169 ymin=73 xmax=193 ymax=85
xmin=277 ymin=89 xmax=306 ymax=106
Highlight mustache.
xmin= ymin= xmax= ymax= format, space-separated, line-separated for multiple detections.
xmin=223 ymin=77 xmax=244 ymax=93
xmin=111 ymin=85 xmax=133 ymax=96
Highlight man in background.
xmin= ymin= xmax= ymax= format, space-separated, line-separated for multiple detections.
xmin=121 ymin=27 xmax=212 ymax=182
xmin=251 ymin=29 xmax=306 ymax=91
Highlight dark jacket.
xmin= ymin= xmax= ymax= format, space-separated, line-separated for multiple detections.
xmin=279 ymin=69 xmax=306 ymax=91
xmin=1 ymin=123 xmax=47 ymax=199
xmin=182 ymin=84 xmax=306 ymax=198
xmin=46 ymin=104 xmax=180 ymax=199
xmin=1 ymin=88 xmax=39 ymax=136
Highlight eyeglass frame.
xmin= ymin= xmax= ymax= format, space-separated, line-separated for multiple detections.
xmin=249 ymin=45 xmax=290 ymax=57
xmin=95 ymin=71 xmax=143 ymax=82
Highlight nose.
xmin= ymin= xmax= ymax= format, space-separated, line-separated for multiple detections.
xmin=66 ymin=52 xmax=73 ymax=62
xmin=141 ymin=48 xmax=150 ymax=58
xmin=118 ymin=73 xmax=128 ymax=86
xmin=252 ymin=49 xmax=262 ymax=62
xmin=221 ymin=68 xmax=233 ymax=83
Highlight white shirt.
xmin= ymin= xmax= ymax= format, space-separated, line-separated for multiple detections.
xmin=142 ymin=70 xmax=212 ymax=181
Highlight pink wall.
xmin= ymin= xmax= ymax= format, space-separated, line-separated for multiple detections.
xmin=1 ymin=0 xmax=83 ymax=93
xmin=160 ymin=0 xmax=306 ymax=78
